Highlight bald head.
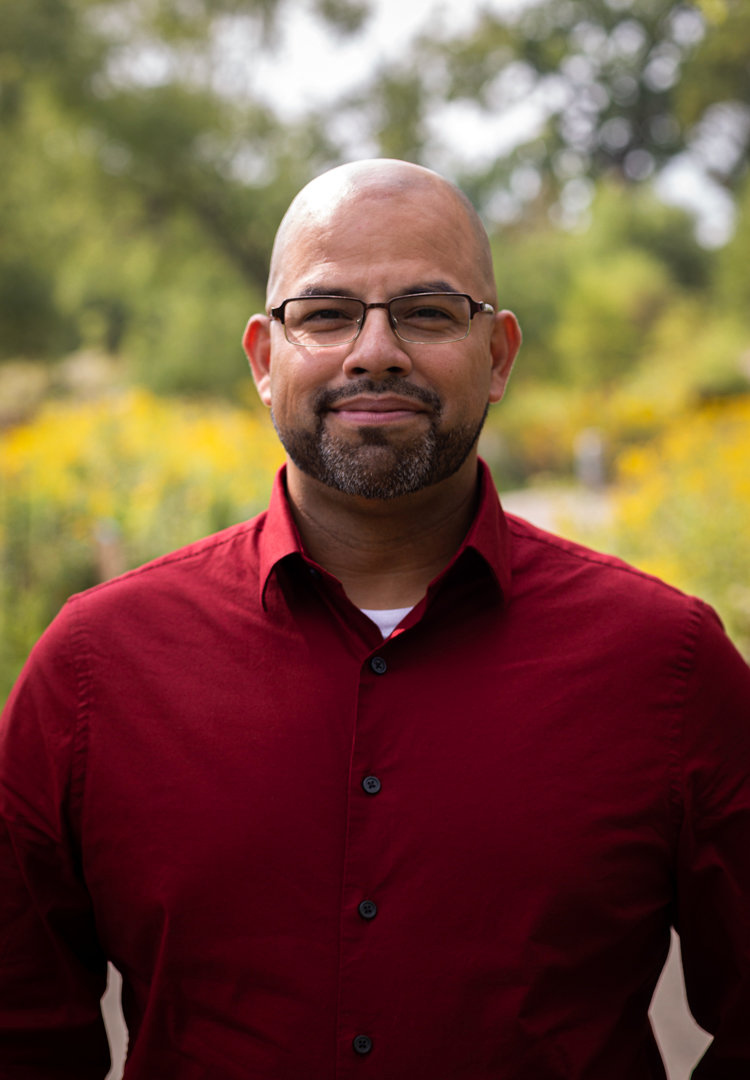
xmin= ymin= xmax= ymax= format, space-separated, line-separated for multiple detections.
xmin=267 ymin=159 xmax=496 ymax=305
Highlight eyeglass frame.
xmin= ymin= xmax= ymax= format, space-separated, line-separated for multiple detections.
xmin=268 ymin=292 xmax=495 ymax=347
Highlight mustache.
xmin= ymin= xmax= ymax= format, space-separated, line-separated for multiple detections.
xmin=313 ymin=378 xmax=442 ymax=414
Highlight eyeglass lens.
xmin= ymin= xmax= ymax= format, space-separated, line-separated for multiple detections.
xmin=283 ymin=294 xmax=472 ymax=345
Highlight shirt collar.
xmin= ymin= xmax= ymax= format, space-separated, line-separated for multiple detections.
xmin=258 ymin=466 xmax=306 ymax=607
xmin=259 ymin=459 xmax=512 ymax=608
xmin=454 ymin=457 xmax=512 ymax=599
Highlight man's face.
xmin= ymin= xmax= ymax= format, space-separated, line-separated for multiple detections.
xmin=248 ymin=183 xmax=517 ymax=500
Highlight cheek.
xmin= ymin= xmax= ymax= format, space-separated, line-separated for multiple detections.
xmin=268 ymin=366 xmax=320 ymax=425
xmin=439 ymin=365 xmax=493 ymax=418
xmin=272 ymin=347 xmax=344 ymax=398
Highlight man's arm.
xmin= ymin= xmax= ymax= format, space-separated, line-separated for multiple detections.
xmin=0 ymin=611 xmax=111 ymax=1078
xmin=673 ymin=602 xmax=750 ymax=1074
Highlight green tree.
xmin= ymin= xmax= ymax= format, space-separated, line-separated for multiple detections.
xmin=0 ymin=0 xmax=367 ymax=390
xmin=492 ymin=181 xmax=710 ymax=384
xmin=357 ymin=0 xmax=749 ymax=225
xmin=2 ymin=0 xmax=748 ymax=401
xmin=714 ymin=174 xmax=750 ymax=319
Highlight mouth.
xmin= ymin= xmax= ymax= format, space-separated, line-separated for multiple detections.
xmin=327 ymin=394 xmax=430 ymax=426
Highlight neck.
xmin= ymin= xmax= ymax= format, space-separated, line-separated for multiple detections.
xmin=286 ymin=457 xmax=480 ymax=609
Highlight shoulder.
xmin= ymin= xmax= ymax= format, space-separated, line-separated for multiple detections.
xmin=3 ymin=511 xmax=274 ymax=725
xmin=506 ymin=511 xmax=697 ymax=608
xmin=64 ymin=511 xmax=269 ymax=622
xmin=503 ymin=511 xmax=720 ymax=657
xmin=504 ymin=512 xmax=750 ymax=717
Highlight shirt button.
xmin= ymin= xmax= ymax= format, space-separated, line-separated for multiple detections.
xmin=362 ymin=775 xmax=381 ymax=795
xmin=358 ymin=899 xmax=378 ymax=920
xmin=370 ymin=656 xmax=387 ymax=675
xmin=353 ymin=1035 xmax=373 ymax=1055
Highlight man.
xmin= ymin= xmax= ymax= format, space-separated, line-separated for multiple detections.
xmin=1 ymin=159 xmax=749 ymax=1078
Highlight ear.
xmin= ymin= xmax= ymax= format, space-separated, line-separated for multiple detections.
xmin=488 ymin=310 xmax=522 ymax=404
xmin=243 ymin=314 xmax=273 ymax=407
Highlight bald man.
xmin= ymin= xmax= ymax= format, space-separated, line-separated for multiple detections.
xmin=2 ymin=160 xmax=750 ymax=1079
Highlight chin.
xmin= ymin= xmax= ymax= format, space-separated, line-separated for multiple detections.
xmin=274 ymin=406 xmax=486 ymax=501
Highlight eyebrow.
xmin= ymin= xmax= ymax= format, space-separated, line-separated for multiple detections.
xmin=295 ymin=280 xmax=461 ymax=299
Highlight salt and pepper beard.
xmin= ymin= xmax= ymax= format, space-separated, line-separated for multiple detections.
xmin=271 ymin=378 xmax=489 ymax=500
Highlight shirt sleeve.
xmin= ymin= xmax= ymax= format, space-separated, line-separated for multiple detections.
xmin=674 ymin=601 xmax=750 ymax=1074
xmin=0 ymin=605 xmax=111 ymax=1078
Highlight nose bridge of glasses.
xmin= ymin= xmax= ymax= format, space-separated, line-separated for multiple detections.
xmin=358 ymin=300 xmax=399 ymax=338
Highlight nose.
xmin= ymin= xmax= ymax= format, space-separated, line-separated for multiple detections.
xmin=341 ymin=307 xmax=413 ymax=379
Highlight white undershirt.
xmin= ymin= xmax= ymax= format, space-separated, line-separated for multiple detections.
xmin=360 ymin=606 xmax=414 ymax=638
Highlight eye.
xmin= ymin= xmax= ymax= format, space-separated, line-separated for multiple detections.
xmin=398 ymin=300 xmax=462 ymax=325
xmin=411 ymin=305 xmax=454 ymax=320
xmin=296 ymin=301 xmax=360 ymax=327
xmin=303 ymin=306 xmax=355 ymax=323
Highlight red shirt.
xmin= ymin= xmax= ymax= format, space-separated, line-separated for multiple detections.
xmin=2 ymin=462 xmax=750 ymax=1078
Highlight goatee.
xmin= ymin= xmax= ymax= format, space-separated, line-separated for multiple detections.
xmin=272 ymin=378 xmax=488 ymax=500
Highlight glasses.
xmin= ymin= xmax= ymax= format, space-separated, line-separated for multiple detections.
xmin=269 ymin=293 xmax=495 ymax=347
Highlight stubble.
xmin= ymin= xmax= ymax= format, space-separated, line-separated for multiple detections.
xmin=272 ymin=378 xmax=488 ymax=500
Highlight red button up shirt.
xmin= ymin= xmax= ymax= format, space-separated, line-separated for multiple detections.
xmin=2 ymin=462 xmax=750 ymax=1078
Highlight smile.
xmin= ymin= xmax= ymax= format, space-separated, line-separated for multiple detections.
xmin=327 ymin=395 xmax=430 ymax=425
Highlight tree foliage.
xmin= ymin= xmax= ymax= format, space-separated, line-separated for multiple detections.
xmin=342 ymin=0 xmax=749 ymax=231
xmin=1 ymin=0 xmax=748 ymax=396
xmin=0 ymin=0 xmax=360 ymax=388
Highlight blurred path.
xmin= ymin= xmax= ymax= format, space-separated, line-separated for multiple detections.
xmin=651 ymin=933 xmax=712 ymax=1076
xmin=500 ymin=483 xmax=615 ymax=537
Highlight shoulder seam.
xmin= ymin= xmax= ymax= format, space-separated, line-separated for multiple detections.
xmin=505 ymin=516 xmax=692 ymax=602
xmin=665 ymin=600 xmax=706 ymax=828
xmin=66 ymin=600 xmax=93 ymax=840
xmin=65 ymin=518 xmax=263 ymax=605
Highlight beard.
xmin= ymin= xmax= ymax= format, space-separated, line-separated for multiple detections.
xmin=271 ymin=378 xmax=488 ymax=500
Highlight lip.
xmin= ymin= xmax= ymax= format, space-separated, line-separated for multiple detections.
xmin=327 ymin=395 xmax=429 ymax=425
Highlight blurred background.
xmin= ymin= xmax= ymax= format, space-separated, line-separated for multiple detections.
xmin=1 ymin=2 xmax=748 ymax=1072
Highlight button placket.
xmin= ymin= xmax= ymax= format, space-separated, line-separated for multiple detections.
xmin=337 ymin=648 xmax=396 ymax=1071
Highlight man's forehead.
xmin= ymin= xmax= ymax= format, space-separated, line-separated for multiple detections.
xmin=271 ymin=218 xmax=472 ymax=301
xmin=281 ymin=173 xmax=461 ymax=249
